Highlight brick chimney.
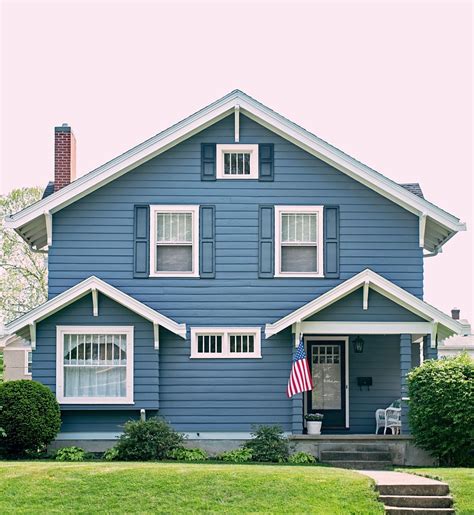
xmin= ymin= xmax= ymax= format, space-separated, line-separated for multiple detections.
xmin=451 ymin=308 xmax=460 ymax=320
xmin=54 ymin=123 xmax=76 ymax=192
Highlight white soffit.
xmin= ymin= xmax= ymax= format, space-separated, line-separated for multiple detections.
xmin=5 ymin=90 xmax=465 ymax=251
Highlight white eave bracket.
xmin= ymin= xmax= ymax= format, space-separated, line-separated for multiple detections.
xmin=92 ymin=288 xmax=99 ymax=317
xmin=234 ymin=105 xmax=240 ymax=142
xmin=30 ymin=323 xmax=36 ymax=351
xmin=154 ymin=323 xmax=160 ymax=350
xmin=419 ymin=213 xmax=427 ymax=248
xmin=431 ymin=321 xmax=438 ymax=348
xmin=363 ymin=280 xmax=370 ymax=310
xmin=44 ymin=211 xmax=52 ymax=247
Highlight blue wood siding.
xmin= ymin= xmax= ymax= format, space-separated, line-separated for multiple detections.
xmin=306 ymin=288 xmax=425 ymax=322
xmin=33 ymin=293 xmax=159 ymax=411
xmin=38 ymin=113 xmax=424 ymax=434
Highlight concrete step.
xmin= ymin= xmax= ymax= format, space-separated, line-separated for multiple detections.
xmin=385 ymin=507 xmax=454 ymax=514
xmin=377 ymin=484 xmax=450 ymax=497
xmin=323 ymin=460 xmax=393 ymax=470
xmin=379 ymin=495 xmax=453 ymax=509
xmin=323 ymin=445 xmax=390 ymax=453
xmin=321 ymin=450 xmax=392 ymax=461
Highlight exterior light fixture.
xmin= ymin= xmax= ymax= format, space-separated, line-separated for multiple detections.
xmin=353 ymin=335 xmax=365 ymax=353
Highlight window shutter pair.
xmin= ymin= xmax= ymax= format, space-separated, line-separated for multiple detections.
xmin=257 ymin=205 xmax=340 ymax=278
xmin=201 ymin=143 xmax=274 ymax=181
xmin=133 ymin=205 xmax=216 ymax=278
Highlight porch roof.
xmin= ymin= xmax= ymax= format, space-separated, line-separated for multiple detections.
xmin=265 ymin=269 xmax=470 ymax=340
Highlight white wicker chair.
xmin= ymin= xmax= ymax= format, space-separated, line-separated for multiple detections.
xmin=384 ymin=407 xmax=401 ymax=434
xmin=375 ymin=409 xmax=386 ymax=434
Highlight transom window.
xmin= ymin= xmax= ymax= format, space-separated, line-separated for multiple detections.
xmin=275 ymin=206 xmax=324 ymax=277
xmin=216 ymin=144 xmax=259 ymax=179
xmin=191 ymin=327 xmax=261 ymax=358
xmin=150 ymin=205 xmax=199 ymax=277
xmin=56 ymin=326 xmax=134 ymax=404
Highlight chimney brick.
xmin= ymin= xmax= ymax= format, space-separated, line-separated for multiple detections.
xmin=451 ymin=308 xmax=460 ymax=320
xmin=54 ymin=124 xmax=76 ymax=191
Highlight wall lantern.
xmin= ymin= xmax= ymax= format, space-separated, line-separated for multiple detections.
xmin=353 ymin=335 xmax=365 ymax=353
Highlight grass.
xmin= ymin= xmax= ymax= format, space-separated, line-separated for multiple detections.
xmin=0 ymin=461 xmax=384 ymax=514
xmin=398 ymin=468 xmax=474 ymax=514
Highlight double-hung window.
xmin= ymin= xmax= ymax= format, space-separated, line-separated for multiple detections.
xmin=150 ymin=205 xmax=199 ymax=277
xmin=25 ymin=351 xmax=32 ymax=376
xmin=56 ymin=326 xmax=134 ymax=404
xmin=216 ymin=144 xmax=259 ymax=179
xmin=275 ymin=206 xmax=324 ymax=277
xmin=191 ymin=327 xmax=261 ymax=358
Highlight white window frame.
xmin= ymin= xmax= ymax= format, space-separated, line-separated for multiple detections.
xmin=216 ymin=144 xmax=259 ymax=179
xmin=190 ymin=327 xmax=261 ymax=359
xmin=56 ymin=326 xmax=134 ymax=405
xmin=149 ymin=205 xmax=199 ymax=278
xmin=25 ymin=350 xmax=32 ymax=376
xmin=274 ymin=205 xmax=324 ymax=278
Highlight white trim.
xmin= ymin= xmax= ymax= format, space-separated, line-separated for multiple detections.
xmin=5 ymin=276 xmax=187 ymax=339
xmin=419 ymin=214 xmax=427 ymax=248
xmin=431 ymin=322 xmax=438 ymax=348
xmin=149 ymin=205 xmax=199 ymax=278
xmin=153 ymin=323 xmax=160 ymax=350
xmin=91 ymin=289 xmax=98 ymax=317
xmin=56 ymin=325 xmax=134 ymax=405
xmin=25 ymin=349 xmax=32 ymax=376
xmin=305 ymin=336 xmax=350 ymax=429
xmin=234 ymin=105 xmax=240 ymax=142
xmin=190 ymin=327 xmax=261 ymax=359
xmin=5 ymin=90 xmax=464 ymax=252
xmin=299 ymin=321 xmax=433 ymax=335
xmin=29 ymin=323 xmax=36 ymax=350
xmin=265 ymin=268 xmax=469 ymax=338
xmin=215 ymin=144 xmax=259 ymax=179
xmin=274 ymin=205 xmax=324 ymax=278
xmin=56 ymin=432 xmax=122 ymax=440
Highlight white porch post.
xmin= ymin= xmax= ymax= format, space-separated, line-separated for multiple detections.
xmin=400 ymin=333 xmax=411 ymax=434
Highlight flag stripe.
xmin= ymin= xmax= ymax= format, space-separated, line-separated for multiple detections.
xmin=287 ymin=337 xmax=313 ymax=398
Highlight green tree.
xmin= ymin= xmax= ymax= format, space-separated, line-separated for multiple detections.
xmin=0 ymin=187 xmax=47 ymax=324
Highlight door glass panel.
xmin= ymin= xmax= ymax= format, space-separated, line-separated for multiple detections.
xmin=311 ymin=345 xmax=341 ymax=410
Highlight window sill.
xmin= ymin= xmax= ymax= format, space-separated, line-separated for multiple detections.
xmin=58 ymin=398 xmax=134 ymax=405
xmin=149 ymin=272 xmax=200 ymax=278
xmin=274 ymin=273 xmax=325 ymax=278
xmin=190 ymin=355 xmax=262 ymax=359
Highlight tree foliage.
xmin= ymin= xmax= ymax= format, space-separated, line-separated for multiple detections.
xmin=408 ymin=353 xmax=474 ymax=466
xmin=0 ymin=187 xmax=47 ymax=324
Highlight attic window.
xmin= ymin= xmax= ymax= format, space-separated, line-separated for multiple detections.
xmin=216 ymin=144 xmax=259 ymax=179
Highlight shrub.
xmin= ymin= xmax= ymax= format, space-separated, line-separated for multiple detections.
xmin=243 ymin=425 xmax=289 ymax=462
xmin=112 ymin=417 xmax=183 ymax=461
xmin=55 ymin=446 xmax=85 ymax=462
xmin=103 ymin=447 xmax=120 ymax=461
xmin=408 ymin=353 xmax=474 ymax=466
xmin=169 ymin=447 xmax=208 ymax=461
xmin=0 ymin=380 xmax=61 ymax=456
xmin=304 ymin=413 xmax=324 ymax=422
xmin=219 ymin=448 xmax=253 ymax=463
xmin=288 ymin=451 xmax=316 ymax=464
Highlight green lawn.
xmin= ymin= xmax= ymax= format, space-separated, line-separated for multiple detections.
xmin=0 ymin=461 xmax=383 ymax=514
xmin=398 ymin=468 xmax=474 ymax=515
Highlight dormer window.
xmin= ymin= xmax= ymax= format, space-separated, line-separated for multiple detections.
xmin=216 ymin=144 xmax=259 ymax=179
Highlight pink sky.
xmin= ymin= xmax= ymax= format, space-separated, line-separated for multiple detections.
xmin=1 ymin=0 xmax=472 ymax=323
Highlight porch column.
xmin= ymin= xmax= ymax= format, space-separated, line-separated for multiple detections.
xmin=423 ymin=334 xmax=438 ymax=361
xmin=291 ymin=346 xmax=304 ymax=434
xmin=400 ymin=333 xmax=411 ymax=434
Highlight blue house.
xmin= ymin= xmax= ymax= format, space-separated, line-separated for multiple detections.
xmin=5 ymin=91 xmax=469 ymax=454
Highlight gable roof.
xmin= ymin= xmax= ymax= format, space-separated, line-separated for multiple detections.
xmin=5 ymin=276 xmax=187 ymax=340
xmin=400 ymin=183 xmax=424 ymax=199
xmin=5 ymin=90 xmax=465 ymax=251
xmin=264 ymin=269 xmax=470 ymax=340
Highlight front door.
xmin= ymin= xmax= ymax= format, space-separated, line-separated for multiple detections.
xmin=306 ymin=339 xmax=347 ymax=429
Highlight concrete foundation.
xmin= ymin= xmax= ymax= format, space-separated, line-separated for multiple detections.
xmin=49 ymin=434 xmax=437 ymax=466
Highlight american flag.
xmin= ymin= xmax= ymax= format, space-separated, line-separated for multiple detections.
xmin=287 ymin=336 xmax=314 ymax=398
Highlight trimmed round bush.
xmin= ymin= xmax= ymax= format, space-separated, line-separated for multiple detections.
xmin=113 ymin=417 xmax=183 ymax=461
xmin=0 ymin=380 xmax=61 ymax=456
xmin=408 ymin=353 xmax=474 ymax=466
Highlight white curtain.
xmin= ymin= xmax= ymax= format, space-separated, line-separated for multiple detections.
xmin=64 ymin=366 xmax=126 ymax=397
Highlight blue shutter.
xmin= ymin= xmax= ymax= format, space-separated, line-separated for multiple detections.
xmin=133 ymin=205 xmax=150 ymax=278
xmin=201 ymin=143 xmax=216 ymax=181
xmin=200 ymin=205 xmax=216 ymax=278
xmin=324 ymin=206 xmax=339 ymax=278
xmin=258 ymin=205 xmax=274 ymax=278
xmin=259 ymin=143 xmax=274 ymax=181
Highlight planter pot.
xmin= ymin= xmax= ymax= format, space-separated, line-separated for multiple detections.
xmin=306 ymin=421 xmax=322 ymax=435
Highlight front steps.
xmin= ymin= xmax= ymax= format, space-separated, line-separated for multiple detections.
xmin=360 ymin=471 xmax=454 ymax=515
xmin=320 ymin=445 xmax=393 ymax=470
